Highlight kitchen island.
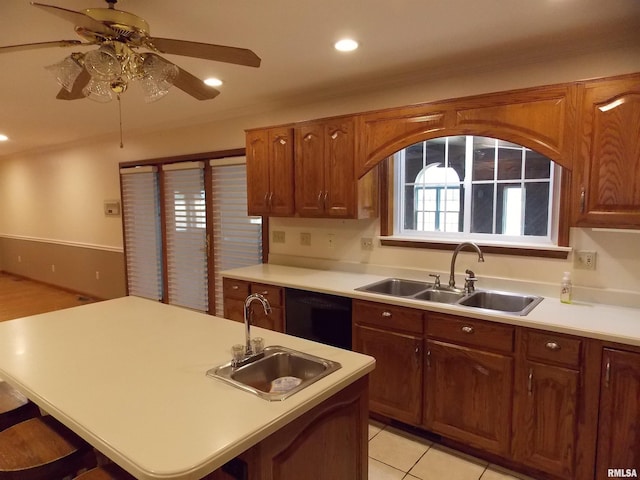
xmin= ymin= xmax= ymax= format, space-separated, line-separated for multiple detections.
xmin=0 ymin=296 xmax=375 ymax=480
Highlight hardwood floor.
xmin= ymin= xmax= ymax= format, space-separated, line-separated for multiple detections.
xmin=0 ymin=272 xmax=96 ymax=322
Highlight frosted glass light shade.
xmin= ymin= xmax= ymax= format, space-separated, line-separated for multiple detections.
xmin=45 ymin=55 xmax=83 ymax=92
xmin=84 ymin=45 xmax=122 ymax=81
xmin=82 ymin=78 xmax=114 ymax=103
xmin=138 ymin=53 xmax=179 ymax=102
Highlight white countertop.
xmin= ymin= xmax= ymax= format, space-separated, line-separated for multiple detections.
xmin=0 ymin=296 xmax=375 ymax=480
xmin=224 ymin=264 xmax=640 ymax=347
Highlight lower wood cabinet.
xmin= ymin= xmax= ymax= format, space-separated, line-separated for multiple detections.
xmin=222 ymin=278 xmax=285 ymax=332
xmin=596 ymin=348 xmax=640 ymax=479
xmin=512 ymin=329 xmax=583 ymax=479
xmin=352 ymin=300 xmax=423 ymax=425
xmin=424 ymin=315 xmax=514 ymax=457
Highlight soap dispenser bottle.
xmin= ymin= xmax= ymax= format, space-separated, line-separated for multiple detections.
xmin=560 ymin=271 xmax=572 ymax=304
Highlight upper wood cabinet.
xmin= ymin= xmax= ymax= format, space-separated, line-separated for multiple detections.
xmin=356 ymin=84 xmax=576 ymax=177
xmin=246 ymin=126 xmax=295 ymax=216
xmin=294 ymin=118 xmax=368 ymax=218
xmin=572 ymin=73 xmax=640 ymax=228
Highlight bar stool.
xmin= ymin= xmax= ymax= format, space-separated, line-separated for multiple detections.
xmin=73 ymin=464 xmax=135 ymax=480
xmin=0 ymin=382 xmax=40 ymax=431
xmin=0 ymin=415 xmax=96 ymax=480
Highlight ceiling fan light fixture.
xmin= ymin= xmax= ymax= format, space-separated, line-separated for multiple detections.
xmin=138 ymin=53 xmax=179 ymax=102
xmin=84 ymin=44 xmax=122 ymax=81
xmin=82 ymin=78 xmax=114 ymax=103
xmin=45 ymin=53 xmax=84 ymax=92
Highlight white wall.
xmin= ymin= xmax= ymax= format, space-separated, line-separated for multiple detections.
xmin=1 ymin=41 xmax=639 ymax=304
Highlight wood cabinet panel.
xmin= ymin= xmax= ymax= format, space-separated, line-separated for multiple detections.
xmin=596 ymin=348 xmax=640 ymax=478
xmin=294 ymin=123 xmax=325 ymax=217
xmin=427 ymin=314 xmax=514 ymax=353
xmin=524 ymin=330 xmax=582 ymax=368
xmin=512 ymin=360 xmax=579 ymax=478
xmin=573 ymin=73 xmax=640 ymax=228
xmin=223 ymin=278 xmax=250 ymax=301
xmin=223 ymin=279 xmax=285 ymax=332
xmin=246 ymin=127 xmax=295 ymax=216
xmin=353 ymin=299 xmax=423 ymax=334
xmin=353 ymin=323 xmax=422 ymax=425
xmin=424 ymin=339 xmax=513 ymax=456
xmin=250 ymin=283 xmax=283 ymax=307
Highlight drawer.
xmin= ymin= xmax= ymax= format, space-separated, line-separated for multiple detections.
xmin=250 ymin=283 xmax=283 ymax=307
xmin=524 ymin=330 xmax=582 ymax=368
xmin=353 ymin=300 xmax=423 ymax=334
xmin=223 ymin=278 xmax=250 ymax=300
xmin=427 ymin=314 xmax=514 ymax=353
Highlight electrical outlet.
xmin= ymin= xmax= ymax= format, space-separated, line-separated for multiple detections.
xmin=300 ymin=232 xmax=311 ymax=246
xmin=272 ymin=231 xmax=285 ymax=243
xmin=361 ymin=237 xmax=374 ymax=250
xmin=576 ymin=250 xmax=597 ymax=270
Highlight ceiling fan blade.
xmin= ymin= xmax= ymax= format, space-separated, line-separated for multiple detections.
xmin=31 ymin=2 xmax=118 ymax=37
xmin=173 ymin=66 xmax=221 ymax=100
xmin=0 ymin=40 xmax=83 ymax=54
xmin=147 ymin=37 xmax=261 ymax=68
xmin=56 ymin=68 xmax=91 ymax=100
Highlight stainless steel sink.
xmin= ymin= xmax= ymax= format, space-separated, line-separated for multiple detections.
xmin=457 ymin=290 xmax=543 ymax=316
xmin=413 ymin=289 xmax=466 ymax=304
xmin=356 ymin=277 xmax=543 ymax=315
xmin=207 ymin=346 xmax=341 ymax=401
xmin=355 ymin=278 xmax=431 ymax=297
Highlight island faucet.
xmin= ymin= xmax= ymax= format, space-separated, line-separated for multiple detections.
xmin=244 ymin=293 xmax=272 ymax=354
xmin=449 ymin=242 xmax=485 ymax=290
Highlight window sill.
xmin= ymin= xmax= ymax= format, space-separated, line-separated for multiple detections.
xmin=379 ymin=236 xmax=571 ymax=259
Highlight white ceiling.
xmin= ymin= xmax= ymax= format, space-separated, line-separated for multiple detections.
xmin=1 ymin=0 xmax=639 ymax=158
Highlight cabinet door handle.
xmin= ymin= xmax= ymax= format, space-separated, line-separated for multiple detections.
xmin=381 ymin=311 xmax=392 ymax=317
xmin=317 ymin=191 xmax=323 ymax=208
xmin=580 ymin=187 xmax=586 ymax=213
xmin=323 ymin=191 xmax=328 ymax=208
xmin=426 ymin=349 xmax=431 ymax=368
xmin=263 ymin=192 xmax=269 ymax=206
xmin=268 ymin=192 xmax=274 ymax=207
xmin=545 ymin=341 xmax=561 ymax=351
xmin=461 ymin=325 xmax=474 ymax=334
xmin=527 ymin=368 xmax=533 ymax=396
xmin=414 ymin=344 xmax=420 ymax=364
xmin=605 ymin=358 xmax=611 ymax=387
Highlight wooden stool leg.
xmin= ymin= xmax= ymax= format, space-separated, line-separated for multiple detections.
xmin=0 ymin=382 xmax=40 ymax=431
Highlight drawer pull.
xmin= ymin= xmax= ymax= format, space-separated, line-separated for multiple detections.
xmin=461 ymin=325 xmax=474 ymax=334
xmin=232 ymin=285 xmax=239 ymax=290
xmin=381 ymin=311 xmax=392 ymax=318
xmin=545 ymin=341 xmax=561 ymax=351
xmin=260 ymin=291 xmax=269 ymax=296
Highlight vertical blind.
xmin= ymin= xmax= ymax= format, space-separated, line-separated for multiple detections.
xmin=211 ymin=159 xmax=262 ymax=316
xmin=163 ymin=164 xmax=209 ymax=312
xmin=121 ymin=167 xmax=163 ymax=300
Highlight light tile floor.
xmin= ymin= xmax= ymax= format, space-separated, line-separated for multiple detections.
xmin=368 ymin=421 xmax=539 ymax=480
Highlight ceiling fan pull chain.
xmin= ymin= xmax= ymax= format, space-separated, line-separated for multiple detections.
xmin=117 ymin=93 xmax=124 ymax=149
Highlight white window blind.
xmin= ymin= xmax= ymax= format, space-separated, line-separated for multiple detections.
xmin=120 ymin=167 xmax=163 ymax=301
xmin=211 ymin=159 xmax=262 ymax=316
xmin=163 ymin=164 xmax=208 ymax=311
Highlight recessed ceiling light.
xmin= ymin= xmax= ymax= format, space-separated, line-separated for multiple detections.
xmin=204 ymin=77 xmax=223 ymax=87
xmin=334 ymin=38 xmax=359 ymax=52
xmin=0 ymin=134 xmax=8 ymax=142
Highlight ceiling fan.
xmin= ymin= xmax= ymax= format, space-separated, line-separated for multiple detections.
xmin=0 ymin=0 xmax=261 ymax=103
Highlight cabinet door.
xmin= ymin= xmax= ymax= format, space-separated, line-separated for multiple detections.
xmin=294 ymin=123 xmax=326 ymax=217
xmin=324 ymin=119 xmax=356 ymax=218
xmin=596 ymin=348 xmax=640 ymax=478
xmin=573 ymin=75 xmax=640 ymax=228
xmin=246 ymin=129 xmax=271 ymax=216
xmin=251 ymin=305 xmax=284 ymax=333
xmin=268 ymin=127 xmax=295 ymax=216
xmin=353 ymin=323 xmax=422 ymax=425
xmin=424 ymin=340 xmax=513 ymax=456
xmin=512 ymin=360 xmax=580 ymax=478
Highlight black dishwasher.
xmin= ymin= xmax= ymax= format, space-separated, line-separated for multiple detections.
xmin=285 ymin=288 xmax=352 ymax=350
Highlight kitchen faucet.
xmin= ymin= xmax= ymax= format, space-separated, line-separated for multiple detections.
xmin=449 ymin=242 xmax=485 ymax=291
xmin=244 ymin=293 xmax=272 ymax=355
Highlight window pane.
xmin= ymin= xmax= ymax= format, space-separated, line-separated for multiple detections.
xmin=471 ymin=184 xmax=494 ymax=233
xmin=497 ymin=148 xmax=522 ymax=180
xmin=448 ymin=136 xmax=466 ymax=181
xmin=525 ymin=151 xmax=551 ymax=179
xmin=404 ymin=143 xmax=424 ymax=181
xmin=472 ymin=141 xmax=494 ymax=180
xmin=524 ymin=182 xmax=550 ymax=236
xmin=404 ymin=184 xmax=416 ymax=230
xmin=496 ymin=185 xmax=523 ymax=235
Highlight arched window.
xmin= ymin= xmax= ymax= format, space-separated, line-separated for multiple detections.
xmin=395 ymin=135 xmax=560 ymax=245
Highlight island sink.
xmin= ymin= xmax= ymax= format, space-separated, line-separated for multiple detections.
xmin=208 ymin=345 xmax=341 ymax=401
